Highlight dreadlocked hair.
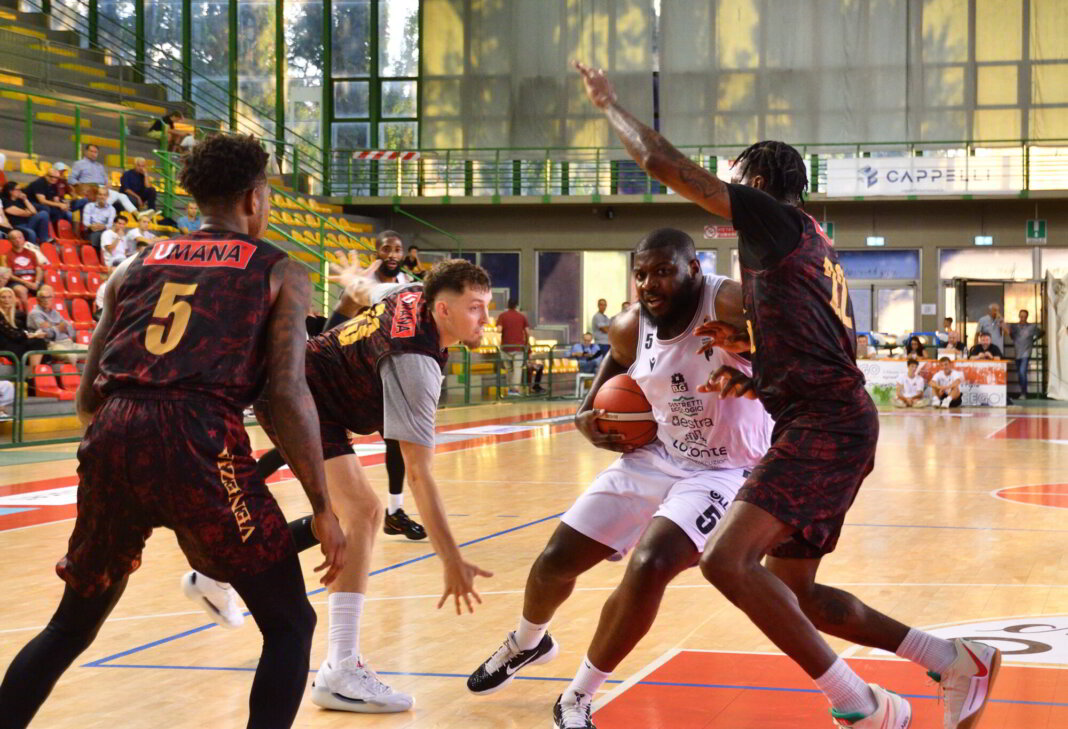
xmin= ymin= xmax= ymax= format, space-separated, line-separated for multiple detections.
xmin=732 ymin=140 xmax=808 ymax=205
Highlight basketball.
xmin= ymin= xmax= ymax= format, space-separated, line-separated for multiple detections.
xmin=592 ymin=374 xmax=658 ymax=448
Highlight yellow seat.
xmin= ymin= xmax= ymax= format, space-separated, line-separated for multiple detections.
xmin=20 ymin=158 xmax=49 ymax=176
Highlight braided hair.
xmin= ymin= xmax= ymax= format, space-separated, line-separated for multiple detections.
xmin=732 ymin=140 xmax=808 ymax=206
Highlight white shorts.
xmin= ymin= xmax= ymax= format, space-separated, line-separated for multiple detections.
xmin=561 ymin=441 xmax=750 ymax=558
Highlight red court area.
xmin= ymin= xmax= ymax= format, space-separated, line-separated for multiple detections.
xmin=989 ymin=417 xmax=1068 ymax=441
xmin=595 ymin=651 xmax=1068 ymax=729
xmin=995 ymin=484 xmax=1068 ymax=509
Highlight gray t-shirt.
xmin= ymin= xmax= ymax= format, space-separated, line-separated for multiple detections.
xmin=1009 ymin=322 xmax=1041 ymax=358
xmin=976 ymin=314 xmax=1005 ymax=352
xmin=380 ymin=353 xmax=443 ymax=447
xmin=592 ymin=312 xmax=611 ymax=345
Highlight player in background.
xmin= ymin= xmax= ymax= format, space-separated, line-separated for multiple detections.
xmin=467 ymin=228 xmax=773 ymax=729
xmin=575 ymin=61 xmax=1000 ymax=729
xmin=0 ymin=134 xmax=345 ymax=729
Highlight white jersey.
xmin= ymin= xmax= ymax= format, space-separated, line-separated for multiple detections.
xmin=629 ymin=274 xmax=773 ymax=470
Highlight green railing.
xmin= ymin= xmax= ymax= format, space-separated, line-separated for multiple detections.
xmin=328 ymin=138 xmax=1068 ymax=198
xmin=13 ymin=348 xmax=83 ymax=446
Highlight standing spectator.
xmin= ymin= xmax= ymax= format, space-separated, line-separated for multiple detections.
xmin=0 ymin=286 xmax=49 ymax=371
xmin=25 ymin=167 xmax=74 ymax=228
xmin=931 ymin=357 xmax=964 ymax=408
xmin=497 ymin=297 xmax=531 ymax=396
xmin=119 ymin=157 xmax=157 ymax=213
xmin=27 ymin=285 xmax=86 ymax=362
xmin=968 ymin=332 xmax=1002 ymax=360
xmin=892 ymin=359 xmax=928 ymax=408
xmin=570 ymin=332 xmax=603 ymax=374
xmin=1 ymin=182 xmax=50 ymax=244
xmin=176 ymin=201 xmax=201 ymax=233
xmin=1 ymin=230 xmax=43 ymax=309
xmin=1009 ymin=309 xmax=1043 ymax=399
xmin=81 ymin=187 xmax=116 ymax=249
xmin=148 ymin=110 xmax=195 ymax=152
xmin=69 ymin=143 xmax=109 ymax=198
xmin=101 ymin=218 xmax=128 ymax=267
xmin=591 ymin=298 xmax=611 ymax=356
xmin=975 ymin=303 xmax=1009 ymax=353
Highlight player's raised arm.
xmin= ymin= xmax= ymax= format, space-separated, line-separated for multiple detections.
xmin=574 ymin=60 xmax=732 ymax=220
xmin=266 ymin=258 xmax=346 ymax=585
xmin=575 ymin=305 xmax=639 ymax=452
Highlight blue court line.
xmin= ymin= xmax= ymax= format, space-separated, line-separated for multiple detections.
xmin=85 ymin=663 xmax=1068 ymax=708
xmin=845 ymin=522 xmax=1068 ymax=534
xmin=83 ymin=511 xmax=564 ymax=668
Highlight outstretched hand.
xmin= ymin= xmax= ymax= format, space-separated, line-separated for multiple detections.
xmin=438 ymin=558 xmax=494 ymax=615
xmin=573 ymin=60 xmax=617 ymax=109
xmin=699 ymin=365 xmax=759 ymax=399
xmin=329 ymin=251 xmax=381 ymax=312
xmin=694 ymin=319 xmax=751 ymax=355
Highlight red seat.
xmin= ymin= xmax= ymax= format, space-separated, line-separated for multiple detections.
xmin=59 ymin=363 xmax=81 ymax=391
xmin=39 ymin=243 xmax=62 ymax=269
xmin=26 ymin=296 xmax=36 ymax=313
xmin=56 ymin=219 xmax=75 ymax=240
xmin=51 ymin=297 xmax=72 ymax=322
xmin=44 ymin=269 xmax=66 ymax=295
xmin=71 ymin=298 xmax=93 ymax=330
xmin=65 ymin=271 xmax=89 ymax=298
xmin=86 ymin=271 xmax=104 ymax=295
xmin=0 ymin=238 xmax=10 ymax=257
xmin=33 ymin=364 xmax=74 ymax=400
xmin=79 ymin=245 xmax=108 ymax=273
xmin=59 ymin=243 xmax=85 ymax=271
xmin=76 ymin=329 xmax=91 ymax=345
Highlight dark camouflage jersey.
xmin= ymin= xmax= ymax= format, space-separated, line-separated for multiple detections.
xmin=741 ymin=212 xmax=865 ymax=422
xmin=304 ymin=284 xmax=449 ymax=435
xmin=96 ymin=230 xmax=285 ymax=409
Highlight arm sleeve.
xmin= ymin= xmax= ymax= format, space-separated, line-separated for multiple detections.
xmin=69 ymin=164 xmax=83 ymax=185
xmin=26 ymin=311 xmax=42 ymax=332
xmin=380 ymin=353 xmax=442 ymax=447
xmin=726 ymin=183 xmax=804 ymax=271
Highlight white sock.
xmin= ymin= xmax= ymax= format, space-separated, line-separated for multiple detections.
xmin=388 ymin=493 xmax=403 ymax=515
xmin=896 ymin=628 xmax=957 ymax=674
xmin=563 ymin=656 xmax=611 ymax=702
xmin=514 ymin=615 xmax=549 ymax=651
xmin=814 ymin=658 xmax=877 ymax=716
xmin=326 ymin=592 xmax=365 ymax=667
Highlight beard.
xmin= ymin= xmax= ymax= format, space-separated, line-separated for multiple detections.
xmin=382 ymin=259 xmax=400 ymax=272
xmin=639 ymin=283 xmax=701 ymax=329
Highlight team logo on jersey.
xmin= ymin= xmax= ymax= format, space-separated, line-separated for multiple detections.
xmin=649 ymin=357 xmax=656 ymax=370
xmin=390 ymin=291 xmax=423 ymax=339
xmin=144 ymin=239 xmax=257 ymax=269
xmin=671 ymin=373 xmax=688 ymax=393
xmin=668 ymin=395 xmax=703 ymax=417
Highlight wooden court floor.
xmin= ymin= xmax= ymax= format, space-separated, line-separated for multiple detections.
xmin=1 ymin=401 xmax=1067 ymax=728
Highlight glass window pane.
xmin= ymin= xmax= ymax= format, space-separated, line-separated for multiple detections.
xmin=697 ymin=251 xmax=717 ymax=275
xmin=480 ymin=252 xmax=520 ymax=305
xmin=850 ymin=287 xmax=873 ymax=333
xmin=1041 ymin=248 xmax=1068 ymax=278
xmin=379 ymin=121 xmax=418 ymax=149
xmin=837 ymin=250 xmax=920 ymax=280
xmin=876 ymin=287 xmax=916 ymax=337
xmin=938 ymin=248 xmax=1033 ymax=281
xmin=381 ymin=80 xmax=417 ymax=118
xmin=332 ymin=0 xmax=371 ymax=77
xmin=190 ymin=2 xmax=231 ymax=122
xmin=379 ymin=0 xmax=419 ymax=76
xmin=332 ymin=122 xmax=370 ymax=149
xmin=334 ymin=81 xmax=370 ymax=118
xmin=582 ymin=251 xmax=629 ymax=341
xmin=98 ymin=1 xmax=137 ymax=65
xmin=286 ymin=1 xmax=325 ymax=156
xmin=538 ymin=251 xmax=581 ymax=338
xmin=144 ymin=1 xmax=184 ymax=101
xmin=235 ymin=0 xmax=276 ymax=138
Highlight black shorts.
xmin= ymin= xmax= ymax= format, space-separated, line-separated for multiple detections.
xmin=735 ymin=393 xmax=879 ymax=559
xmin=57 ymin=392 xmax=294 ymax=597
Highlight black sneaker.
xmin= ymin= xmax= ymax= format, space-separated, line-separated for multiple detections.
xmin=383 ymin=508 xmax=427 ymax=540
xmin=466 ymin=630 xmax=559 ymax=695
xmin=553 ymin=692 xmax=596 ymax=729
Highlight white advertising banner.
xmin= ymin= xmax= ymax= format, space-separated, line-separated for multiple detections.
xmin=857 ymin=359 xmax=1007 ymax=407
xmin=1047 ymin=272 xmax=1068 ymax=400
xmin=826 ymin=154 xmax=1024 ymax=197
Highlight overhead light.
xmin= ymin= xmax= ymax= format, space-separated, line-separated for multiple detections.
xmin=974 ymin=235 xmax=993 ymax=246
xmin=866 ymin=236 xmax=885 ymax=247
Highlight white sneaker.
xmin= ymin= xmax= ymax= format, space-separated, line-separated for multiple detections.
xmin=181 ymin=570 xmax=244 ymax=628
xmin=930 ymin=639 xmax=1001 ymax=729
xmin=831 ymin=684 xmax=911 ymax=728
xmin=941 ymin=397 xmax=952 ymax=408
xmin=311 ymin=656 xmax=415 ymax=713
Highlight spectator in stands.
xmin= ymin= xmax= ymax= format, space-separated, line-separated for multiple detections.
xmin=82 ymin=187 xmax=116 ymax=250
xmin=943 ymin=316 xmax=954 ymax=334
xmin=570 ymin=332 xmax=603 ymax=374
xmin=373 ymin=230 xmax=414 ymax=284
xmin=1010 ymin=309 xmax=1043 ymax=399
xmin=968 ymin=332 xmax=1002 ymax=360
xmin=592 ymin=298 xmax=611 ymax=356
xmin=904 ymin=336 xmax=926 ymax=359
xmin=931 ymin=357 xmax=964 ymax=408
xmin=123 ymin=212 xmax=156 ymax=254
xmin=176 ymin=201 xmax=201 ymax=233
xmin=401 ymin=245 xmax=426 ymax=275
xmin=620 ymin=301 xmax=630 ymax=313
xmin=69 ymin=143 xmax=108 ymax=198
xmin=51 ymin=163 xmax=91 ymax=217
xmin=2 ymin=230 xmax=43 ymax=309
xmin=148 ymin=111 xmax=195 ymax=153
xmin=25 ymin=166 xmax=74 ymax=228
xmin=28 ymin=285 xmax=86 ymax=362
xmin=119 ymin=157 xmax=157 ymax=213
xmin=944 ymin=329 xmax=967 ymax=357
xmin=102 ymin=218 xmax=128 ymax=268
xmin=976 ymin=303 xmax=1009 ymax=353
xmin=0 ymin=287 xmax=48 ymax=371
xmin=892 ymin=359 xmax=928 ymax=408
xmin=1 ymin=182 xmax=50 ymax=244
xmin=497 ymin=297 xmax=531 ymax=396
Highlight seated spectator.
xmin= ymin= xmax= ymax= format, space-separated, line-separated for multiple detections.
xmin=1 ymin=230 xmax=43 ymax=309
xmin=148 ymin=111 xmax=195 ymax=153
xmin=904 ymin=336 xmax=926 ymax=359
xmin=124 ymin=212 xmax=156 ymax=253
xmin=69 ymin=143 xmax=109 ymax=198
xmin=93 ymin=270 xmax=109 ymax=319
xmin=81 ymin=187 xmax=116 ymax=249
xmin=892 ymin=359 xmax=928 ymax=408
xmin=119 ymin=157 xmax=157 ymax=213
xmin=570 ymin=332 xmax=603 ymax=374
xmin=527 ymin=358 xmax=545 ymax=394
xmin=0 ymin=286 xmax=49 ymax=371
xmin=27 ymin=285 xmax=86 ymax=362
xmin=968 ymin=332 xmax=1002 ymax=360
xmin=943 ymin=329 xmax=966 ymax=357
xmin=1 ymin=181 xmax=51 ymax=244
xmin=25 ymin=166 xmax=74 ymax=228
xmin=930 ymin=357 xmax=964 ymax=408
xmin=176 ymin=201 xmax=201 ymax=233
xmin=620 ymin=301 xmax=630 ymax=313
xmin=51 ymin=163 xmax=91 ymax=217
xmin=101 ymin=218 xmax=129 ymax=267
xmin=401 ymin=245 xmax=427 ymax=275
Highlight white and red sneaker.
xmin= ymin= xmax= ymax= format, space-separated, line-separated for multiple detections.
xmin=929 ymin=638 xmax=1001 ymax=729
xmin=830 ymin=684 xmax=911 ymax=728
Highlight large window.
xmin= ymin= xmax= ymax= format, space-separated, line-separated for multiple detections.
xmin=190 ymin=1 xmax=230 ymax=124
xmin=144 ymin=1 xmax=183 ymax=101
xmin=97 ymin=1 xmax=136 ymax=66
xmin=236 ymin=0 xmax=276 ymax=138
xmin=537 ymin=252 xmax=581 ymax=340
xmin=285 ymin=0 xmax=325 ymax=157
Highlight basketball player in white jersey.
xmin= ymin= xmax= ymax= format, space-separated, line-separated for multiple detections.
xmin=467 ymin=228 xmax=772 ymax=729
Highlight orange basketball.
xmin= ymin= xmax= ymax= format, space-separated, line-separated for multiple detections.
xmin=592 ymin=374 xmax=658 ymax=448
